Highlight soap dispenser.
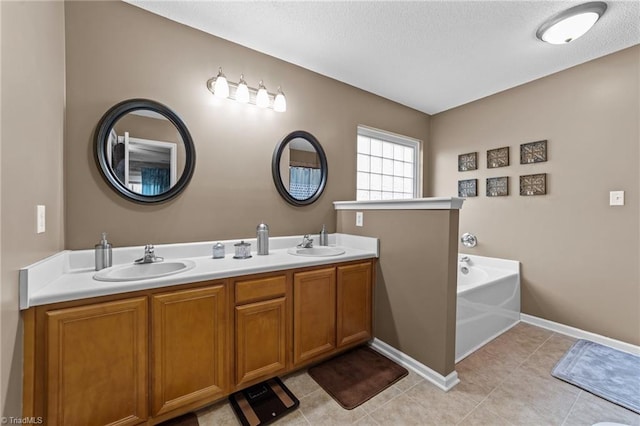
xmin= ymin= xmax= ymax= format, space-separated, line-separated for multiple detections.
xmin=95 ymin=232 xmax=112 ymax=271
xmin=319 ymin=224 xmax=328 ymax=246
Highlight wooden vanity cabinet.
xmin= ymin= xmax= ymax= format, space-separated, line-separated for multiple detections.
xmin=43 ymin=297 xmax=149 ymax=426
xmin=293 ymin=260 xmax=374 ymax=366
xmin=151 ymin=283 xmax=228 ymax=417
xmin=336 ymin=262 xmax=373 ymax=348
xmin=23 ymin=258 xmax=374 ymax=425
xmin=233 ymin=274 xmax=289 ymax=387
xmin=293 ymin=267 xmax=337 ymax=365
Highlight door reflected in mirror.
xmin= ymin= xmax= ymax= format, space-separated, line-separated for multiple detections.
xmin=272 ymin=130 xmax=327 ymax=206
xmin=108 ymin=111 xmax=186 ymax=196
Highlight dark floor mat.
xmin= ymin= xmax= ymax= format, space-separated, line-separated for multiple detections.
xmin=308 ymin=345 xmax=408 ymax=409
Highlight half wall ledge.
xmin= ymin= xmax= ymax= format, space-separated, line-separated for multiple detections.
xmin=333 ymin=197 xmax=465 ymax=210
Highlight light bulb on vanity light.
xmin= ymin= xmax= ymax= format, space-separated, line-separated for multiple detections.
xmin=274 ymin=87 xmax=287 ymax=112
xmin=213 ymin=67 xmax=230 ymax=98
xmin=256 ymin=80 xmax=269 ymax=108
xmin=236 ymin=74 xmax=250 ymax=103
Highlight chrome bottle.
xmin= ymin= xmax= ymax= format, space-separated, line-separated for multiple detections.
xmin=95 ymin=232 xmax=112 ymax=271
xmin=257 ymin=222 xmax=269 ymax=255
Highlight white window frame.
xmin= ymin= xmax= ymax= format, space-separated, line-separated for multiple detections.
xmin=356 ymin=125 xmax=422 ymax=200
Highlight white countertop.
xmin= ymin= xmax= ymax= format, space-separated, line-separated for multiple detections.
xmin=19 ymin=233 xmax=378 ymax=309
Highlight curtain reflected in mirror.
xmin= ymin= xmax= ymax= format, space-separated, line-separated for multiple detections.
xmin=290 ymin=167 xmax=321 ymax=200
xmin=287 ymin=138 xmax=322 ymax=200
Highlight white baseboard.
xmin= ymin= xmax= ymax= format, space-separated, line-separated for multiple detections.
xmin=520 ymin=314 xmax=640 ymax=356
xmin=369 ymin=338 xmax=460 ymax=391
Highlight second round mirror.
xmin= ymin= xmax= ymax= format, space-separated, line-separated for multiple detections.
xmin=272 ymin=131 xmax=327 ymax=206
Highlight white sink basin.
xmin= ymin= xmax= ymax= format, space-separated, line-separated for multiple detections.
xmin=93 ymin=260 xmax=196 ymax=282
xmin=287 ymin=246 xmax=346 ymax=257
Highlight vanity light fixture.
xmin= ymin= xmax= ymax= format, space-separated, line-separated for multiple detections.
xmin=212 ymin=68 xmax=230 ymax=99
xmin=256 ymin=80 xmax=269 ymax=108
xmin=206 ymin=68 xmax=287 ymax=112
xmin=274 ymin=87 xmax=287 ymax=113
xmin=236 ymin=74 xmax=250 ymax=104
xmin=536 ymin=2 xmax=607 ymax=45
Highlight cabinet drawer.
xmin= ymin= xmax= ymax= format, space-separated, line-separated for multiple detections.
xmin=235 ymin=275 xmax=287 ymax=304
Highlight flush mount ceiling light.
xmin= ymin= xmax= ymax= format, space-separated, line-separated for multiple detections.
xmin=206 ymin=68 xmax=287 ymax=112
xmin=536 ymin=2 xmax=607 ymax=45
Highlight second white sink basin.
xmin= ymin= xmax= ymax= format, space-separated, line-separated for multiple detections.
xmin=287 ymin=246 xmax=346 ymax=257
xmin=93 ymin=259 xmax=196 ymax=282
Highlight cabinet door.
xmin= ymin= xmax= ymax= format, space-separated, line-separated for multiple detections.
xmin=151 ymin=284 xmax=228 ymax=416
xmin=293 ymin=267 xmax=336 ymax=365
xmin=235 ymin=297 xmax=287 ymax=386
xmin=46 ymin=297 xmax=148 ymax=426
xmin=337 ymin=262 xmax=373 ymax=347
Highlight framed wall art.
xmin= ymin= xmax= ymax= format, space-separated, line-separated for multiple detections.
xmin=520 ymin=173 xmax=547 ymax=196
xmin=520 ymin=140 xmax=547 ymax=164
xmin=486 ymin=176 xmax=509 ymax=197
xmin=458 ymin=179 xmax=477 ymax=197
xmin=458 ymin=152 xmax=478 ymax=171
xmin=487 ymin=147 xmax=509 ymax=168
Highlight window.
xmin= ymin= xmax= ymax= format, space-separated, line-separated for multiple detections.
xmin=356 ymin=126 xmax=421 ymax=200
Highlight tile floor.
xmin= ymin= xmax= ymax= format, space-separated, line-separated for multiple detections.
xmin=196 ymin=323 xmax=640 ymax=425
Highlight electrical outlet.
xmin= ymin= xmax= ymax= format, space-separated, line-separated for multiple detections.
xmin=37 ymin=205 xmax=46 ymax=233
xmin=356 ymin=211 xmax=364 ymax=227
xmin=609 ymin=191 xmax=624 ymax=206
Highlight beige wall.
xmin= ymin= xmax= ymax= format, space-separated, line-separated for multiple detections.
xmin=64 ymin=1 xmax=430 ymax=250
xmin=1 ymin=1 xmax=66 ymax=416
xmin=429 ymin=46 xmax=640 ymax=345
xmin=337 ymin=210 xmax=459 ymax=377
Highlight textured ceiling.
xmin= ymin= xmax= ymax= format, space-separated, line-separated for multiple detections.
xmin=125 ymin=1 xmax=640 ymax=114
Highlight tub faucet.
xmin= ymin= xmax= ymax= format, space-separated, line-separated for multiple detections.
xmin=298 ymin=234 xmax=314 ymax=249
xmin=135 ymin=244 xmax=164 ymax=264
xmin=460 ymin=256 xmax=470 ymax=263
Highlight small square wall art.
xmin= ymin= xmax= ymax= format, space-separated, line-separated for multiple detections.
xmin=487 ymin=147 xmax=509 ymax=168
xmin=520 ymin=173 xmax=547 ymax=196
xmin=458 ymin=179 xmax=477 ymax=197
xmin=520 ymin=140 xmax=548 ymax=164
xmin=486 ymin=177 xmax=509 ymax=197
xmin=458 ymin=152 xmax=478 ymax=172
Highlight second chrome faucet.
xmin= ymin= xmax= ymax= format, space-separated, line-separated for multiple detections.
xmin=135 ymin=244 xmax=164 ymax=264
xmin=298 ymin=235 xmax=314 ymax=249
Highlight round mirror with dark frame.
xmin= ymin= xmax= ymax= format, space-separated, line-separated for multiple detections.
xmin=94 ymin=98 xmax=196 ymax=204
xmin=272 ymin=130 xmax=328 ymax=206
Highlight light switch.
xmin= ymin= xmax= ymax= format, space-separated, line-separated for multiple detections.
xmin=356 ymin=211 xmax=364 ymax=227
xmin=609 ymin=191 xmax=624 ymax=206
xmin=37 ymin=205 xmax=46 ymax=233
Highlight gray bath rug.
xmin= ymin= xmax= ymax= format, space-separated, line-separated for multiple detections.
xmin=552 ymin=339 xmax=640 ymax=414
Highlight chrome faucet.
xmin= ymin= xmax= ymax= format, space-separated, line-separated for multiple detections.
xmin=460 ymin=233 xmax=477 ymax=248
xmin=459 ymin=256 xmax=470 ymax=274
xmin=135 ymin=244 xmax=164 ymax=264
xmin=297 ymin=234 xmax=314 ymax=249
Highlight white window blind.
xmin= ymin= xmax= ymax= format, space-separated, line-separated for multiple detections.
xmin=356 ymin=126 xmax=420 ymax=200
